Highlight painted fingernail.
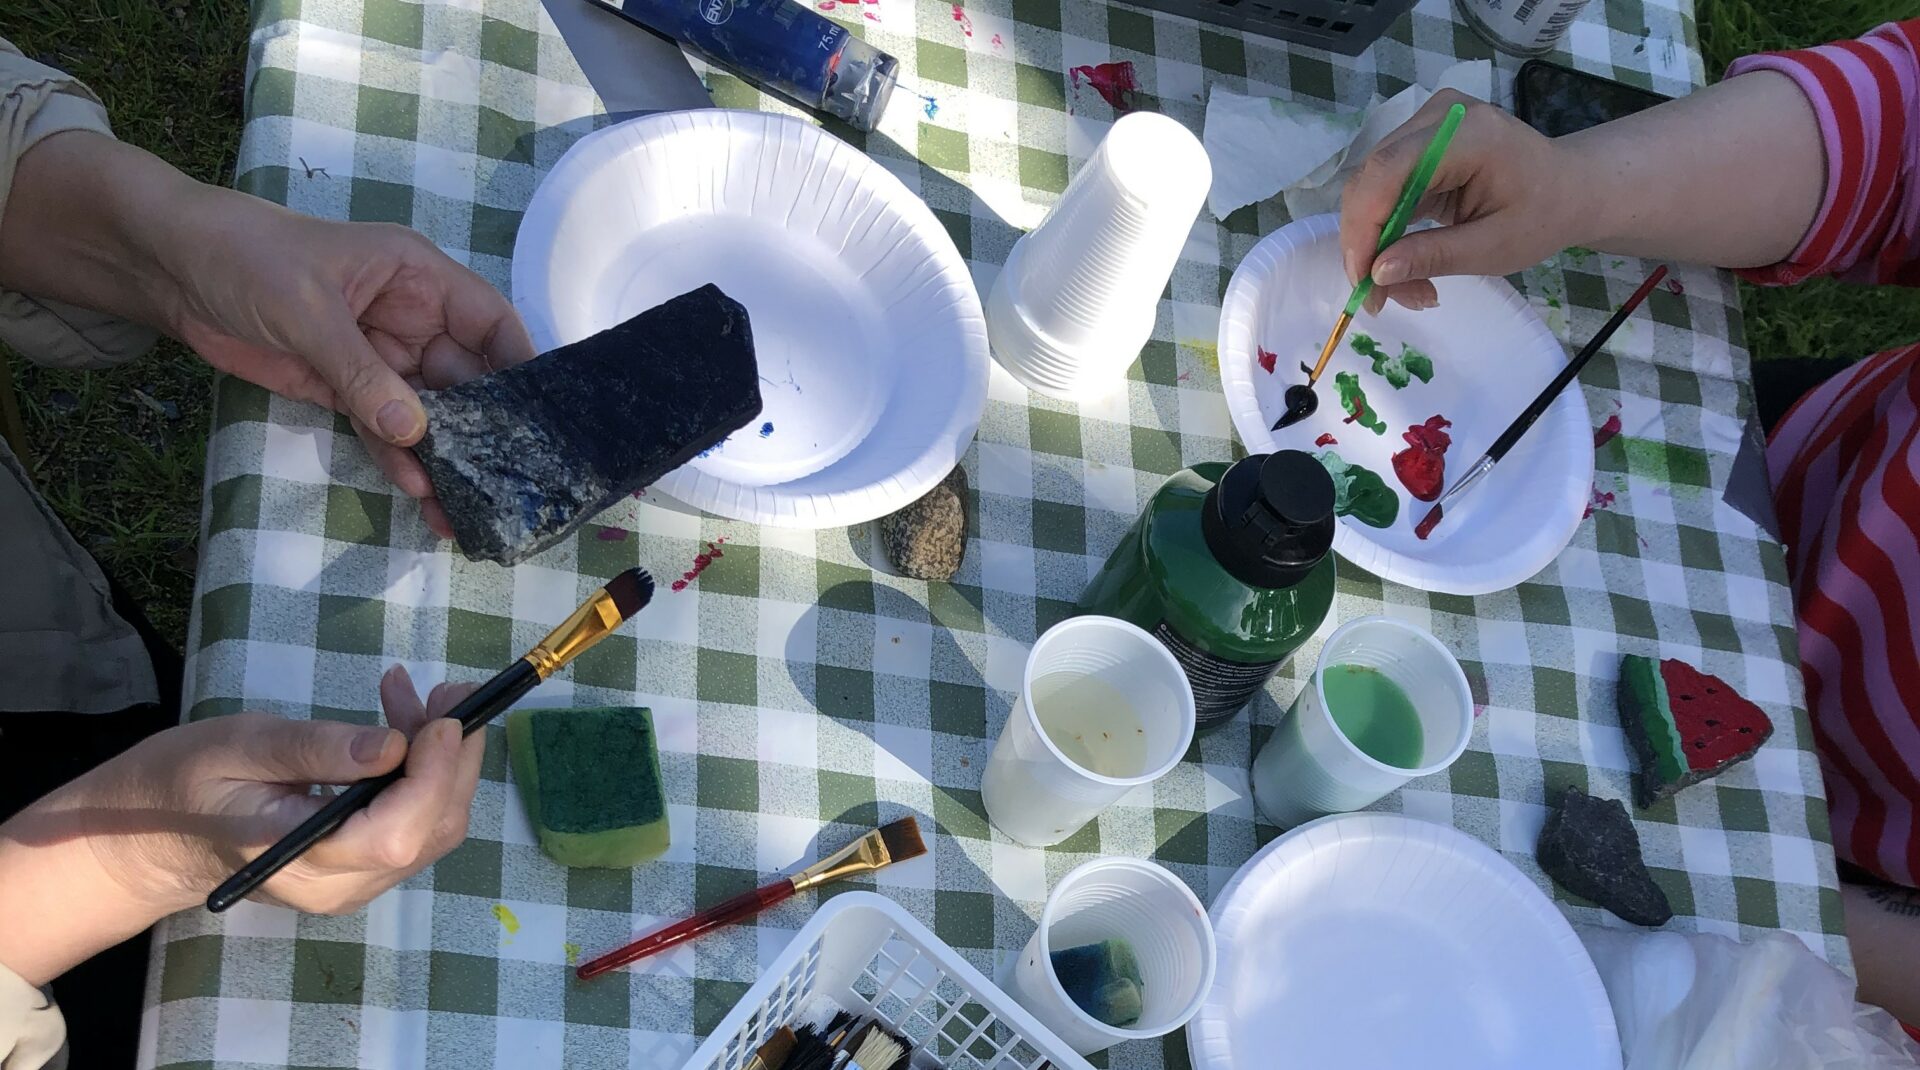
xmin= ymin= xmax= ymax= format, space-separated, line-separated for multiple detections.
xmin=352 ymin=728 xmax=395 ymax=763
xmin=376 ymin=400 xmax=421 ymax=442
xmin=1373 ymin=258 xmax=1408 ymax=286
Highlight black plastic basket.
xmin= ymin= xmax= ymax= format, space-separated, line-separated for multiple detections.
xmin=1118 ymin=0 xmax=1417 ymax=54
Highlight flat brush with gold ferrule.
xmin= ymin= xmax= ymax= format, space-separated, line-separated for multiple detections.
xmin=206 ymin=568 xmax=656 ymax=913
xmin=576 ymin=817 xmax=927 ymax=980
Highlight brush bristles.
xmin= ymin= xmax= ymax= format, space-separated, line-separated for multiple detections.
xmin=877 ymin=817 xmax=926 ymax=865
xmin=750 ymin=1026 xmax=795 ymax=1070
xmin=848 ymin=1026 xmax=906 ymax=1070
xmin=604 ymin=568 xmax=655 ymax=619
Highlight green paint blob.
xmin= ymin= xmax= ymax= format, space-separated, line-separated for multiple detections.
xmin=564 ymin=942 xmax=582 ymax=965
xmin=1334 ymin=371 xmax=1387 ymax=434
xmin=1619 ymin=436 xmax=1710 ymax=488
xmin=1563 ymin=246 xmax=1596 ymax=265
xmin=1316 ymin=450 xmax=1399 ymax=528
xmin=491 ymin=904 xmax=520 ymax=936
xmin=1351 ymin=333 xmax=1433 ymax=389
xmin=1323 ymin=664 xmax=1425 ymax=768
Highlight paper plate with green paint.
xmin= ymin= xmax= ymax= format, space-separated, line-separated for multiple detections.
xmin=1219 ymin=214 xmax=1592 ymax=596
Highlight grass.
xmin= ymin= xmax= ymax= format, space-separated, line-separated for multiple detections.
xmin=1695 ymin=0 xmax=1920 ymax=364
xmin=2 ymin=0 xmax=1915 ymax=651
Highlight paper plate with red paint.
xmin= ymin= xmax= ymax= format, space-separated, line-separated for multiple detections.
xmin=513 ymin=110 xmax=989 ymax=527
xmin=1219 ymin=214 xmax=1592 ymax=595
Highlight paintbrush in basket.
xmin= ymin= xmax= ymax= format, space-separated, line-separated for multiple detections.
xmin=577 ymin=818 xmax=927 ymax=979
xmin=1413 ymin=265 xmax=1667 ymax=540
xmin=208 ymin=568 xmax=656 ymax=912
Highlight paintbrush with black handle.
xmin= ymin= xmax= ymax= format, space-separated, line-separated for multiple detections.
xmin=206 ymin=568 xmax=656 ymax=912
xmin=1413 ymin=267 xmax=1667 ymax=540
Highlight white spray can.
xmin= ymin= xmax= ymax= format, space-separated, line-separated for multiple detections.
xmin=1453 ymin=0 xmax=1593 ymax=56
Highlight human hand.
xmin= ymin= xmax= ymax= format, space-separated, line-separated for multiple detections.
xmin=164 ymin=191 xmax=535 ymax=537
xmin=1339 ymin=91 xmax=1584 ymax=314
xmin=79 ymin=666 xmax=486 ymax=916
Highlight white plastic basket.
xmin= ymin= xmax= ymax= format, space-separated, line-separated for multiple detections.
xmin=683 ymin=892 xmax=1095 ymax=1070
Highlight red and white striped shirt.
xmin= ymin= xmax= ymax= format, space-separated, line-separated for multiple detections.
xmin=1731 ymin=20 xmax=1920 ymax=888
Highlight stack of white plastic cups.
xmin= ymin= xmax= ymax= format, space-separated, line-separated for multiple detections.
xmin=987 ymin=111 xmax=1212 ymax=400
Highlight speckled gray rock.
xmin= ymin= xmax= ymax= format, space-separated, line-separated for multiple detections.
xmin=1537 ymin=786 xmax=1673 ymax=927
xmin=880 ymin=466 xmax=968 ymax=581
xmin=415 ymin=285 xmax=760 ymax=565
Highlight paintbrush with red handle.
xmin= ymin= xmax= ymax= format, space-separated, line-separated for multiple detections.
xmin=577 ymin=817 xmax=926 ymax=980
xmin=1414 ymin=265 xmax=1668 ymax=541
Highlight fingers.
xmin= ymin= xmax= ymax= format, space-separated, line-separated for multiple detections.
xmin=425 ymin=250 xmax=537 ymax=372
xmin=351 ymin=417 xmax=453 ymax=539
xmin=319 ymin=717 xmax=467 ymax=874
xmin=378 ymin=664 xmax=431 ymax=735
xmin=196 ymin=712 xmax=405 ymax=786
xmin=1339 ymin=91 xmax=1490 ymax=287
xmin=1367 ymin=218 xmax=1514 ymax=291
xmin=419 ymin=334 xmax=495 ymax=389
xmin=309 ymin=309 xmax=429 ymax=447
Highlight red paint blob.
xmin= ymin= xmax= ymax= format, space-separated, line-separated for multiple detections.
xmin=1413 ymin=505 xmax=1442 ymax=540
xmin=1593 ymin=413 xmax=1622 ymax=448
xmin=991 ymin=32 xmax=1003 ymax=49
xmin=1665 ymin=277 xmax=1685 ymax=295
xmin=670 ymin=537 xmax=729 ymax=593
xmin=1314 ymin=433 xmax=1338 ymax=447
xmin=596 ymin=526 xmax=628 ymax=541
xmin=1256 ymin=346 xmax=1278 ymax=374
xmin=1582 ymin=486 xmax=1616 ymax=519
xmin=1342 ymin=395 xmax=1368 ymax=425
xmin=1391 ymin=415 xmax=1452 ymax=502
xmin=950 ymin=4 xmax=973 ymax=36
xmin=1069 ymin=62 xmax=1140 ymax=113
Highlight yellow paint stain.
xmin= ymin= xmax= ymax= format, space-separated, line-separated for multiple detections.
xmin=563 ymin=942 xmax=582 ymax=965
xmin=1181 ymin=339 xmax=1219 ymax=373
xmin=491 ymin=903 xmax=520 ymax=937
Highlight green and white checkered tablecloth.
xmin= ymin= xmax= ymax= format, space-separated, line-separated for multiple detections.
xmin=140 ymin=0 xmax=1845 ymax=1065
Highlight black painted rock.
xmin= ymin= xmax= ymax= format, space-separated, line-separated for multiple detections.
xmin=1537 ymin=786 xmax=1674 ymax=927
xmin=415 ymin=285 xmax=760 ymax=565
xmin=880 ymin=466 xmax=968 ymax=581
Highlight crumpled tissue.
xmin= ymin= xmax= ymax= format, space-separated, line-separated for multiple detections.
xmin=1203 ymin=59 xmax=1494 ymax=221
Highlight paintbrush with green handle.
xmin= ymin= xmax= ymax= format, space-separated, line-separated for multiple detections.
xmin=1273 ymin=101 xmax=1467 ymax=431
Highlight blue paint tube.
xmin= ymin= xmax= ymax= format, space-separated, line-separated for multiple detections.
xmin=586 ymin=0 xmax=899 ymax=130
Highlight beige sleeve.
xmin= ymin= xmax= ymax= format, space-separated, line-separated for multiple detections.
xmin=0 ymin=37 xmax=157 ymax=370
xmin=0 ymin=961 xmax=65 ymax=1070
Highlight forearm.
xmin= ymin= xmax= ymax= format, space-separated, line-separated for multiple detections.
xmin=0 ymin=783 xmax=178 ymax=988
xmin=0 ymin=130 xmax=211 ymax=334
xmin=1843 ymin=880 xmax=1920 ymax=1025
xmin=1561 ymin=71 xmax=1825 ymax=270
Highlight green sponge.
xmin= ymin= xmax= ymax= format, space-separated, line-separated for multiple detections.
xmin=507 ymin=706 xmax=670 ymax=868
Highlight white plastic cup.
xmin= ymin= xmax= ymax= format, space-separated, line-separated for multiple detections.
xmin=980 ymin=616 xmax=1195 ymax=848
xmin=987 ymin=111 xmax=1211 ymax=400
xmin=998 ymin=857 xmax=1217 ymax=1056
xmin=1251 ymin=616 xmax=1473 ymax=828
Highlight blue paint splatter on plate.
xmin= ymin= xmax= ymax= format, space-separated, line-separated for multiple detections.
xmin=759 ymin=422 xmax=775 ymax=438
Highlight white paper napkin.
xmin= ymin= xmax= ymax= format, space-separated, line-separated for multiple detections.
xmin=1203 ymin=59 xmax=1494 ymax=221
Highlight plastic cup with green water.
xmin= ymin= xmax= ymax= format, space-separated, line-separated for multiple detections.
xmin=1251 ymin=616 xmax=1473 ymax=827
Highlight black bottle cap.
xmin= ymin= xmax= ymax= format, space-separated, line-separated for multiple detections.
xmin=1200 ymin=451 xmax=1336 ymax=589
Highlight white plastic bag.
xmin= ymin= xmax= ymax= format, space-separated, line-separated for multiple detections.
xmin=1578 ymin=927 xmax=1920 ymax=1069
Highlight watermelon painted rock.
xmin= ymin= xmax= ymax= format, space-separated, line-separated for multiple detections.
xmin=1619 ymin=655 xmax=1773 ymax=808
xmin=1537 ymin=786 xmax=1673 ymax=926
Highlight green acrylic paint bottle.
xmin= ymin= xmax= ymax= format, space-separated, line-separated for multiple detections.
xmin=1077 ymin=451 xmax=1337 ymax=731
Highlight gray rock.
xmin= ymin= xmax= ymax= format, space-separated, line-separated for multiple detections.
xmin=414 ymin=284 xmax=760 ymax=565
xmin=880 ymin=466 xmax=968 ymax=581
xmin=1537 ymin=786 xmax=1673 ymax=927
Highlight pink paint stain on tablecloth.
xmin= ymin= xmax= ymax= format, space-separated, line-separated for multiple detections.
xmin=950 ymin=4 xmax=973 ymax=37
xmin=671 ymin=538 xmax=729 ymax=592
xmin=990 ymin=32 xmax=1002 ymax=51
xmin=596 ymin=526 xmax=628 ymax=541
xmin=1583 ymin=486 xmax=1617 ymax=519
xmin=1069 ymin=62 xmax=1140 ymax=112
xmin=816 ymin=0 xmax=879 ymax=20
xmin=1593 ymin=412 xmax=1622 ymax=448
xmin=1666 ymin=277 xmax=1685 ymax=295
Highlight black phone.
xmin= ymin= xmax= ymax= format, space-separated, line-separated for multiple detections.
xmin=1514 ymin=60 xmax=1672 ymax=137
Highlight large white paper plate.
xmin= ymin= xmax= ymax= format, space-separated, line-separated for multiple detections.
xmin=1190 ymin=813 xmax=1620 ymax=1070
xmin=1220 ymin=214 xmax=1591 ymax=594
xmin=513 ymin=110 xmax=989 ymax=527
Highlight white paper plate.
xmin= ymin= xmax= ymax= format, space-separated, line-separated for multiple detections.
xmin=1189 ymin=813 xmax=1621 ymax=1070
xmin=512 ymin=110 xmax=989 ymax=527
xmin=1220 ymin=214 xmax=1591 ymax=594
